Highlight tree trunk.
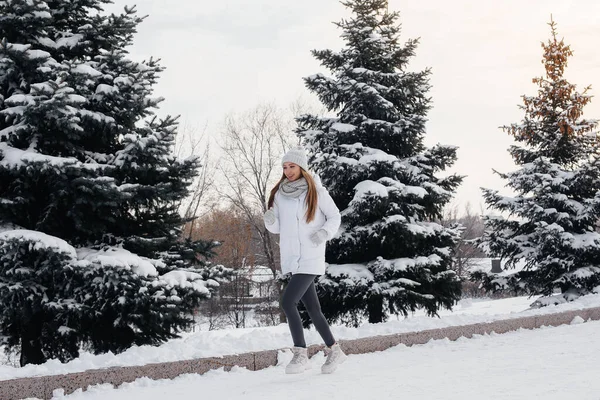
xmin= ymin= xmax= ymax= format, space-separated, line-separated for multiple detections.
xmin=20 ymin=334 xmax=45 ymax=367
xmin=367 ymin=296 xmax=384 ymax=324
xmin=277 ymin=281 xmax=286 ymax=323
xmin=20 ymin=304 xmax=45 ymax=366
xmin=262 ymin=228 xmax=286 ymax=323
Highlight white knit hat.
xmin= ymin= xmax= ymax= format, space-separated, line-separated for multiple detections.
xmin=281 ymin=147 xmax=309 ymax=171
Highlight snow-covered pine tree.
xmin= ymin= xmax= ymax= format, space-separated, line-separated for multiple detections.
xmin=0 ymin=0 xmax=221 ymax=366
xmin=475 ymin=19 xmax=600 ymax=306
xmin=297 ymin=0 xmax=463 ymax=325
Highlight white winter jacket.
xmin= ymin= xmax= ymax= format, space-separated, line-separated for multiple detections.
xmin=265 ymin=175 xmax=341 ymax=276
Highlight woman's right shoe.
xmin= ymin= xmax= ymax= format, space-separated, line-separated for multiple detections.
xmin=286 ymin=346 xmax=310 ymax=374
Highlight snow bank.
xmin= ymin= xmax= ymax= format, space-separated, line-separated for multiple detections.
xmin=2 ymin=293 xmax=600 ymax=381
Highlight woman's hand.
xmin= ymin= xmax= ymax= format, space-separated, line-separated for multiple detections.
xmin=264 ymin=208 xmax=276 ymax=225
xmin=310 ymin=229 xmax=328 ymax=246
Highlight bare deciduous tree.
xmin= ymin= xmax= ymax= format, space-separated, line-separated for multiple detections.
xmin=191 ymin=206 xmax=256 ymax=268
xmin=217 ymin=103 xmax=303 ymax=322
xmin=441 ymin=203 xmax=486 ymax=278
xmin=174 ymin=121 xmax=218 ymax=238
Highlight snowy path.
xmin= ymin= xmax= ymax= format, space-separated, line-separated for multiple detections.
xmin=53 ymin=319 xmax=600 ymax=400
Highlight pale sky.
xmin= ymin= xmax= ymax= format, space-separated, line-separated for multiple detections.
xmin=106 ymin=0 xmax=600 ymax=213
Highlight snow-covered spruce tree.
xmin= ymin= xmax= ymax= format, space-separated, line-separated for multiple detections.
xmin=475 ymin=20 xmax=600 ymax=306
xmin=0 ymin=0 xmax=221 ymax=366
xmin=297 ymin=0 xmax=463 ymax=325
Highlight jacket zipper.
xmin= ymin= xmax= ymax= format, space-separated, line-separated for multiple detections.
xmin=296 ymin=198 xmax=301 ymax=270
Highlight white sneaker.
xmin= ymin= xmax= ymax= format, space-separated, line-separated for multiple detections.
xmin=286 ymin=346 xmax=311 ymax=374
xmin=321 ymin=343 xmax=347 ymax=374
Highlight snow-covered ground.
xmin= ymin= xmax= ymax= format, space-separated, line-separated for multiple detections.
xmin=4 ymin=293 xmax=600 ymax=382
xmin=48 ymin=318 xmax=600 ymax=400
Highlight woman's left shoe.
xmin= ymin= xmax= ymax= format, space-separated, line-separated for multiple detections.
xmin=321 ymin=343 xmax=347 ymax=374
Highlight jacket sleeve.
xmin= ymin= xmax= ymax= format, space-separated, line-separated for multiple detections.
xmin=264 ymin=194 xmax=281 ymax=234
xmin=318 ymin=188 xmax=341 ymax=240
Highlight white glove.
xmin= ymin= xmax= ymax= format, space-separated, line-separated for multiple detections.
xmin=310 ymin=229 xmax=328 ymax=246
xmin=263 ymin=208 xmax=276 ymax=225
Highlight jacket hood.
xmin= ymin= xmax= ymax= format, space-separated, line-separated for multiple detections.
xmin=310 ymin=172 xmax=323 ymax=189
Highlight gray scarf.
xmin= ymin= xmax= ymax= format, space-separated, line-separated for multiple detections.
xmin=279 ymin=177 xmax=308 ymax=198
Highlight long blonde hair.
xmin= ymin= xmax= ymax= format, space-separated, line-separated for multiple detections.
xmin=268 ymin=168 xmax=318 ymax=223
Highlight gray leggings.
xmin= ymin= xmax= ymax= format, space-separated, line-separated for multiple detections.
xmin=282 ymin=273 xmax=335 ymax=348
